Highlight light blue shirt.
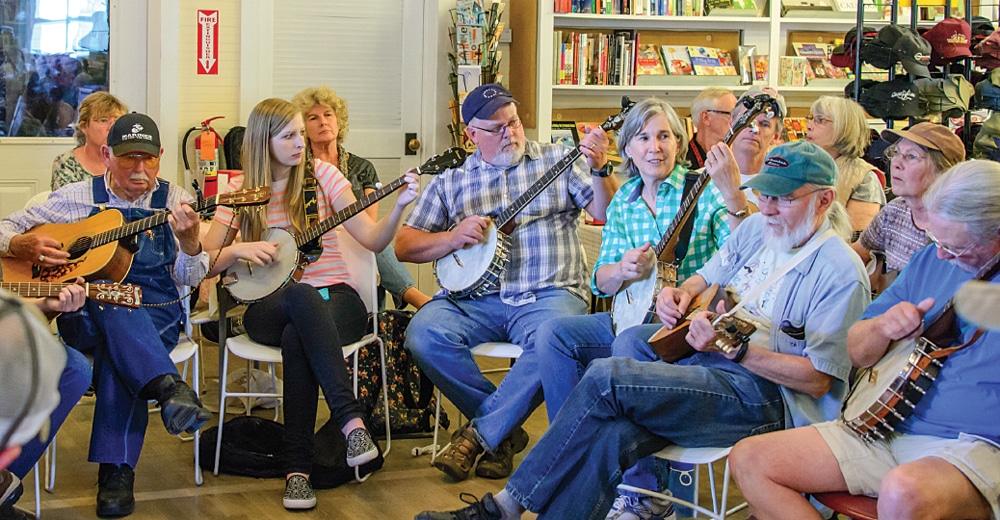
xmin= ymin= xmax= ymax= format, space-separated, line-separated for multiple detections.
xmin=698 ymin=213 xmax=871 ymax=428
xmin=862 ymin=245 xmax=1000 ymax=443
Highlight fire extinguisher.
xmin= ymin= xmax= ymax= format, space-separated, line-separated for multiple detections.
xmin=182 ymin=116 xmax=225 ymax=197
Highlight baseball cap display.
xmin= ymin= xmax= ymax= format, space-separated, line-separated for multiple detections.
xmin=741 ymin=141 xmax=837 ymax=197
xmin=881 ymin=122 xmax=967 ymax=166
xmin=974 ymin=28 xmax=1000 ymax=70
xmin=975 ymin=68 xmax=1000 ymax=111
xmin=107 ymin=112 xmax=161 ymax=157
xmin=913 ymin=76 xmax=973 ymax=118
xmin=832 ymin=26 xmax=879 ymax=70
xmin=878 ymin=25 xmax=932 ymax=78
xmin=923 ymin=18 xmax=973 ymax=66
xmin=973 ymin=111 xmax=1000 ymax=161
xmin=971 ymin=16 xmax=996 ymax=45
xmin=461 ymin=83 xmax=518 ymax=126
xmin=851 ymin=78 xmax=921 ymax=120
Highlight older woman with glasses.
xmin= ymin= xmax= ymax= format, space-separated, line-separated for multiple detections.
xmin=851 ymin=122 xmax=966 ymax=277
xmin=50 ymin=91 xmax=128 ymax=190
xmin=805 ymin=96 xmax=887 ymax=239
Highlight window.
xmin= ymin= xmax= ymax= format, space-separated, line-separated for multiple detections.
xmin=1 ymin=0 xmax=109 ymax=137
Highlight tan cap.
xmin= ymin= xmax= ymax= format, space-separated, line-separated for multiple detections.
xmin=881 ymin=122 xmax=966 ymax=165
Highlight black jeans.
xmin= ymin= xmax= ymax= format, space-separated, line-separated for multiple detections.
xmin=244 ymin=282 xmax=367 ymax=474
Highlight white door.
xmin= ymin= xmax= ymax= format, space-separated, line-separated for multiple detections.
xmin=247 ymin=0 xmax=434 ymax=297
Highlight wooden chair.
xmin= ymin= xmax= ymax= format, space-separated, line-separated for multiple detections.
xmin=813 ymin=492 xmax=878 ymax=520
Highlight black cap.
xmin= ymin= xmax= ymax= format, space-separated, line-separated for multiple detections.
xmin=107 ymin=112 xmax=161 ymax=157
xmin=461 ymin=84 xmax=518 ymax=126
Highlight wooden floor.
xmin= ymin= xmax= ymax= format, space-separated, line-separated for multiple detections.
xmin=19 ymin=339 xmax=749 ymax=520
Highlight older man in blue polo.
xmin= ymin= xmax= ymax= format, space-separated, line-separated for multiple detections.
xmin=415 ymin=140 xmax=870 ymax=520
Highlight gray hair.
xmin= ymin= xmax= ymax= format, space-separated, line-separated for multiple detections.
xmin=802 ymin=182 xmax=853 ymax=241
xmin=810 ymin=96 xmax=870 ymax=159
xmin=923 ymin=160 xmax=1000 ymax=243
xmin=617 ymin=98 xmax=690 ymax=176
xmin=691 ymin=87 xmax=735 ymax=132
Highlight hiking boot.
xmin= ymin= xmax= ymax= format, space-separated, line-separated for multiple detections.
xmin=414 ymin=492 xmax=503 ymax=520
xmin=96 ymin=464 xmax=135 ymax=518
xmin=147 ymin=374 xmax=212 ymax=435
xmin=432 ymin=424 xmax=484 ymax=481
xmin=605 ymin=491 xmax=676 ymax=520
xmin=475 ymin=427 xmax=529 ymax=479
xmin=345 ymin=427 xmax=378 ymax=467
xmin=282 ymin=474 xmax=316 ymax=510
xmin=0 ymin=471 xmax=30 ymax=520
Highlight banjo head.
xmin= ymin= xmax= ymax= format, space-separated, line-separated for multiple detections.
xmin=611 ymin=266 xmax=658 ymax=334
xmin=435 ymin=224 xmax=503 ymax=297
xmin=223 ymin=227 xmax=300 ymax=303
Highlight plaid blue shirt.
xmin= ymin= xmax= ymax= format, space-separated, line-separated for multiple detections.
xmin=0 ymin=176 xmax=209 ymax=287
xmin=405 ymin=141 xmax=594 ymax=305
xmin=592 ymin=164 xmax=730 ymax=296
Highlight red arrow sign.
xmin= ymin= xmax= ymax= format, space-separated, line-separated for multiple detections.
xmin=197 ymin=10 xmax=219 ymax=75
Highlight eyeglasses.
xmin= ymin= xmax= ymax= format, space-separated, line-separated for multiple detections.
xmin=757 ymin=188 xmax=825 ymax=208
xmin=805 ymin=115 xmax=833 ymax=125
xmin=884 ymin=145 xmax=926 ymax=164
xmin=90 ymin=117 xmax=117 ymax=126
xmin=705 ymin=109 xmax=731 ymax=116
xmin=468 ymin=117 xmax=522 ymax=136
xmin=925 ymin=229 xmax=975 ymax=258
xmin=116 ymin=153 xmax=160 ymax=169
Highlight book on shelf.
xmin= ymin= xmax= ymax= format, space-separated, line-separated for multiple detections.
xmin=687 ymin=46 xmax=738 ymax=76
xmin=778 ymin=56 xmax=808 ymax=86
xmin=553 ymin=29 xmax=637 ymax=86
xmin=706 ymin=0 xmax=762 ymax=16
xmin=660 ymin=45 xmax=694 ymax=76
xmin=753 ymin=54 xmax=769 ymax=81
xmin=636 ymin=44 xmax=668 ymax=75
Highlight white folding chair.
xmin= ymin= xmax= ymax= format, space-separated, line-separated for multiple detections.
xmin=418 ymin=342 xmax=522 ymax=462
xmin=213 ymin=228 xmax=391 ymax=482
xmin=617 ymin=445 xmax=748 ymax=520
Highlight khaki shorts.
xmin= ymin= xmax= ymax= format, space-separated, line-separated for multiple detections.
xmin=815 ymin=421 xmax=1000 ymax=520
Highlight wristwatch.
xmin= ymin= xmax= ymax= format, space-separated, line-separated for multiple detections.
xmin=591 ymin=164 xmax=614 ymax=178
xmin=727 ymin=205 xmax=751 ymax=219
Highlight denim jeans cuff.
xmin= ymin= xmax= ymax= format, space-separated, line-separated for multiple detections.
xmin=467 ymin=421 xmax=495 ymax=453
xmin=503 ymin=482 xmax=536 ymax=514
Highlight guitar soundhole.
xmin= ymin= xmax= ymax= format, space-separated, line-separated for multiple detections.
xmin=67 ymin=237 xmax=93 ymax=260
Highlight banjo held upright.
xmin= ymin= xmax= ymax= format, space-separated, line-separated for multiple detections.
xmin=434 ymin=97 xmax=636 ymax=300
xmin=610 ymin=93 xmax=783 ymax=334
xmin=222 ymin=148 xmax=466 ymax=303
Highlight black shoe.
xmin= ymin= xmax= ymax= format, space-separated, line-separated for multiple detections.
xmin=148 ymin=375 xmax=212 ymax=435
xmin=475 ymin=427 xmax=529 ymax=479
xmin=96 ymin=464 xmax=135 ymax=518
xmin=0 ymin=470 xmax=29 ymax=520
xmin=414 ymin=492 xmax=503 ymax=520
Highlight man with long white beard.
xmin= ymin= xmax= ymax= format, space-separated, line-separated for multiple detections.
xmin=415 ymin=141 xmax=871 ymax=520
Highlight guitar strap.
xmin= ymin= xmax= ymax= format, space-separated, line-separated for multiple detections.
xmin=671 ymin=172 xmax=701 ymax=263
xmin=302 ymin=147 xmax=320 ymax=229
xmin=922 ymin=251 xmax=1000 ymax=351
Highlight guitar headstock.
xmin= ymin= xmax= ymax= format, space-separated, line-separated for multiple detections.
xmin=712 ymin=315 xmax=756 ymax=354
xmin=417 ymin=147 xmax=468 ymax=175
xmin=598 ymin=96 xmax=637 ymax=132
xmin=213 ymin=187 xmax=272 ymax=208
xmin=91 ymin=283 xmax=142 ymax=309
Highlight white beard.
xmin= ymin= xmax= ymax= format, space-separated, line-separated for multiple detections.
xmin=761 ymin=197 xmax=821 ymax=253
xmin=489 ymin=139 xmax=526 ymax=167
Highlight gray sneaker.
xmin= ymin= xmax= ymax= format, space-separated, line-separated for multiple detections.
xmin=346 ymin=427 xmax=378 ymax=467
xmin=283 ymin=474 xmax=317 ymax=510
xmin=605 ymin=491 xmax=677 ymax=520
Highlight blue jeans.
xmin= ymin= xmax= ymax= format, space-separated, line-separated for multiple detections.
xmin=9 ymin=344 xmax=92 ymax=479
xmin=503 ymin=349 xmax=785 ymax=518
xmin=376 ymin=244 xmax=416 ymax=310
xmin=405 ymin=288 xmax=587 ymax=450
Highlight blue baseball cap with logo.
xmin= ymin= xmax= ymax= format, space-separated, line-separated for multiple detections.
xmin=741 ymin=141 xmax=838 ymax=196
xmin=462 ymin=83 xmax=518 ymax=125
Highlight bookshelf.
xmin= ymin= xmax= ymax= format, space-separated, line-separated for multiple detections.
xmin=522 ymin=0 xmax=891 ymax=142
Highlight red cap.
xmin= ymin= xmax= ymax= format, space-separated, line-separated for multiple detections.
xmin=923 ymin=18 xmax=973 ymax=65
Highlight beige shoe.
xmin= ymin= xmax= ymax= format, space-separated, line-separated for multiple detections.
xmin=432 ymin=424 xmax=483 ymax=481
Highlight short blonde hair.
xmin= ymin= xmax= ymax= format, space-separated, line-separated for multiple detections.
xmin=810 ymin=96 xmax=871 ymax=159
xmin=74 ymin=91 xmax=127 ymax=145
xmin=291 ymin=86 xmax=349 ymax=145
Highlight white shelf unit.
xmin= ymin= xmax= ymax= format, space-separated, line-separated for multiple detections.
xmin=534 ymin=2 xmax=890 ymax=141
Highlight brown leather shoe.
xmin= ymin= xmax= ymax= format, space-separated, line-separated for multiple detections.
xmin=475 ymin=427 xmax=529 ymax=479
xmin=432 ymin=424 xmax=484 ymax=481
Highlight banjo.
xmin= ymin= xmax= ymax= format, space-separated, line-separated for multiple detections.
xmin=611 ymin=93 xmax=782 ymax=333
xmin=645 ymin=284 xmax=756 ymax=362
xmin=222 ymin=148 xmax=467 ymax=303
xmin=435 ymin=97 xmax=636 ymax=299
xmin=841 ymin=253 xmax=1000 ymax=442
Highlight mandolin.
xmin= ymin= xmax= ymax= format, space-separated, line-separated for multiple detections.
xmin=646 ymin=284 xmax=756 ymax=363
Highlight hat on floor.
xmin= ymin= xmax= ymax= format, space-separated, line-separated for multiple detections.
xmin=741 ymin=141 xmax=837 ymax=196
xmin=0 ymin=290 xmax=67 ymax=450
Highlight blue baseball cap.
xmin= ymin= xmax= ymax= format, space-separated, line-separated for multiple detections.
xmin=741 ymin=141 xmax=838 ymax=196
xmin=462 ymin=83 xmax=518 ymax=125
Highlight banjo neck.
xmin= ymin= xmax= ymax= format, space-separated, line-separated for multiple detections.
xmin=495 ymin=148 xmax=583 ymax=234
xmin=295 ymin=175 xmax=410 ymax=249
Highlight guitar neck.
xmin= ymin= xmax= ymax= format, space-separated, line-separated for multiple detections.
xmin=1 ymin=281 xmax=83 ymax=298
xmin=90 ymin=195 xmax=219 ymax=248
xmin=295 ymin=176 xmax=407 ymax=247
xmin=495 ymin=148 xmax=583 ymax=229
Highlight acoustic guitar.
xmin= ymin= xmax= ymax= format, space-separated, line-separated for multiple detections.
xmin=0 ymin=188 xmax=271 ymax=284
xmin=646 ymin=284 xmax=756 ymax=362
xmin=434 ymin=97 xmax=636 ymax=299
xmin=610 ymin=93 xmax=782 ymax=334
xmin=1 ymin=281 xmax=142 ymax=308
xmin=222 ymin=148 xmax=467 ymax=303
